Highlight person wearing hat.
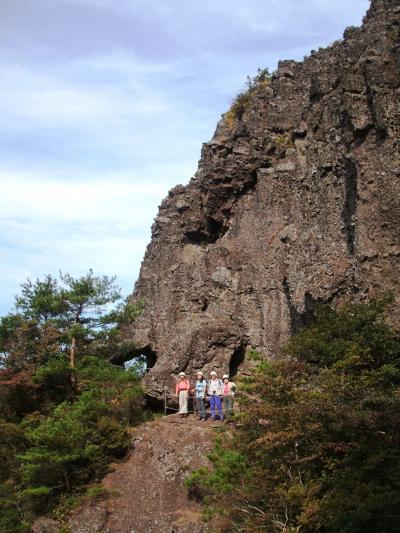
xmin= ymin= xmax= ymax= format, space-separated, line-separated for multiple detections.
xmin=193 ymin=371 xmax=207 ymax=420
xmin=207 ymin=371 xmax=224 ymax=421
xmin=175 ymin=372 xmax=190 ymax=417
xmin=222 ymin=374 xmax=237 ymax=419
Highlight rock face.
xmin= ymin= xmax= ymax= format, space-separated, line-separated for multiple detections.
xmin=71 ymin=417 xmax=213 ymax=533
xmin=124 ymin=0 xmax=400 ymax=396
xmin=33 ymin=416 xmax=215 ymax=533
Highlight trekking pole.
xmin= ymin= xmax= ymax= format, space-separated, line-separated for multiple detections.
xmin=164 ymin=388 xmax=167 ymax=416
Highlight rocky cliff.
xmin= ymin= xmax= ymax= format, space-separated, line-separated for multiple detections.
xmin=33 ymin=416 xmax=214 ymax=533
xmin=123 ymin=0 xmax=400 ymax=396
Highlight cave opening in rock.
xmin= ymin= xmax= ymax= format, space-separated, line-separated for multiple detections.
xmin=185 ymin=216 xmax=226 ymax=246
xmin=123 ymin=345 xmax=158 ymax=375
xmin=229 ymin=344 xmax=246 ymax=378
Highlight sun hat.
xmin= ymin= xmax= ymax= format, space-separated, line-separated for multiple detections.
xmin=210 ymin=371 xmax=217 ymax=376
xmin=178 ymin=372 xmax=185 ymax=377
xmin=222 ymin=374 xmax=229 ymax=379
xmin=196 ymin=371 xmax=204 ymax=377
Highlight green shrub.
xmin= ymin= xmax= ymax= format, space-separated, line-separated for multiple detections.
xmin=0 ymin=481 xmax=31 ymax=533
xmin=190 ymin=298 xmax=400 ymax=532
xmin=0 ymin=271 xmax=146 ymax=531
xmin=85 ymin=486 xmax=117 ymax=500
xmin=226 ymin=67 xmax=272 ymax=124
xmin=187 ymin=438 xmax=247 ymax=496
xmin=17 ymin=365 xmax=139 ymax=513
xmin=273 ymin=134 xmax=294 ymax=148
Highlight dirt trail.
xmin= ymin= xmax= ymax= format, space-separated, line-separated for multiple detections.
xmin=34 ymin=414 xmax=219 ymax=533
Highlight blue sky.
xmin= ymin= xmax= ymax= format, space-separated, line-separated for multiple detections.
xmin=0 ymin=0 xmax=369 ymax=314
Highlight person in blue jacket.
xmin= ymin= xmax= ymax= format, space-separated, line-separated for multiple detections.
xmin=193 ymin=371 xmax=207 ymax=420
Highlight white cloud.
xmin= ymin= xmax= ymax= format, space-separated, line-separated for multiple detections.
xmin=0 ymin=51 xmax=216 ymax=171
xmin=0 ymin=60 xmax=170 ymax=127
xmin=0 ymin=0 xmax=370 ymax=315
xmin=1 ymin=172 xmax=168 ymax=222
xmin=0 ymin=171 xmax=168 ymax=313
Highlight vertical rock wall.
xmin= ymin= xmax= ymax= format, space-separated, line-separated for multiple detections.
xmin=123 ymin=0 xmax=400 ymax=396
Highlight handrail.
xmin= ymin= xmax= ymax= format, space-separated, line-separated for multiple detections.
xmin=163 ymin=388 xmax=240 ymax=416
xmin=163 ymin=389 xmax=198 ymax=415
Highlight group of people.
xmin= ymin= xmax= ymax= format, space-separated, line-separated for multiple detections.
xmin=175 ymin=370 xmax=237 ymax=421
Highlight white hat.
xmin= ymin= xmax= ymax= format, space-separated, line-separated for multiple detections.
xmin=210 ymin=371 xmax=217 ymax=376
xmin=178 ymin=372 xmax=185 ymax=377
xmin=196 ymin=371 xmax=203 ymax=377
xmin=222 ymin=374 xmax=229 ymax=379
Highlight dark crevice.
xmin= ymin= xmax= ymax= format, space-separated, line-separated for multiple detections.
xmin=144 ymin=394 xmax=165 ymax=413
xmin=309 ymin=76 xmax=341 ymax=105
xmin=239 ymin=168 xmax=258 ymax=195
xmin=353 ymin=126 xmax=372 ymax=146
xmin=201 ymin=298 xmax=208 ymax=311
xmin=141 ymin=346 xmax=158 ymax=370
xmin=229 ymin=344 xmax=246 ymax=378
xmin=185 ymin=217 xmax=224 ymax=245
xmin=283 ymin=278 xmax=318 ymax=335
xmin=362 ymin=68 xmax=388 ymax=143
xmin=184 ymin=170 xmax=257 ymax=246
xmin=342 ymin=157 xmax=358 ymax=255
xmin=207 ymin=217 xmax=225 ymax=241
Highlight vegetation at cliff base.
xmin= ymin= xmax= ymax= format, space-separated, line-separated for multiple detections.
xmin=187 ymin=297 xmax=400 ymax=532
xmin=0 ymin=271 xmax=145 ymax=532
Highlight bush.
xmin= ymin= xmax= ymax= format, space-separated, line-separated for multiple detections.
xmin=0 ymin=358 xmax=144 ymax=529
xmin=0 ymin=271 xmax=146 ymax=531
xmin=226 ymin=67 xmax=272 ymax=124
xmin=18 ymin=360 xmax=143 ymax=514
xmin=189 ymin=298 xmax=400 ymax=532
xmin=0 ymin=481 xmax=31 ymax=533
xmin=274 ymin=134 xmax=294 ymax=149
xmin=186 ymin=438 xmax=247 ymax=497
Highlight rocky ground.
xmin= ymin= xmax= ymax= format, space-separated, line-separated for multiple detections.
xmin=33 ymin=414 xmax=221 ymax=533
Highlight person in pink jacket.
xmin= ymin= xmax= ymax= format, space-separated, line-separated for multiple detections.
xmin=222 ymin=374 xmax=237 ymax=419
xmin=175 ymin=372 xmax=190 ymax=417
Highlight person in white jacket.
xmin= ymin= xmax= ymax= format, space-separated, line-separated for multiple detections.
xmin=207 ymin=371 xmax=224 ymax=421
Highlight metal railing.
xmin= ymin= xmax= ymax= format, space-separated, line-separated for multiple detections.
xmin=163 ymin=389 xmax=198 ymax=415
xmin=163 ymin=389 xmax=240 ymax=416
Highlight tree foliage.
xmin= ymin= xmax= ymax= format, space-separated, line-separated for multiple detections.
xmin=0 ymin=270 xmax=141 ymax=374
xmin=0 ymin=271 xmax=146 ymax=531
xmin=188 ymin=298 xmax=400 ymax=532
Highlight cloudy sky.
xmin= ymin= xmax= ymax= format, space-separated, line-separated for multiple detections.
xmin=0 ymin=0 xmax=369 ymax=314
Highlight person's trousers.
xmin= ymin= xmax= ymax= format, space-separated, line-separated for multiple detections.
xmin=209 ymin=395 xmax=223 ymax=420
xmin=195 ymin=397 xmax=206 ymax=419
xmin=178 ymin=390 xmax=188 ymax=414
xmin=223 ymin=395 xmax=234 ymax=417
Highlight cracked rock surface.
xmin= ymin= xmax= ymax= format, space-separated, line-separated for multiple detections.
xmin=122 ymin=0 xmax=400 ymax=396
xmin=34 ymin=416 xmax=215 ymax=533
